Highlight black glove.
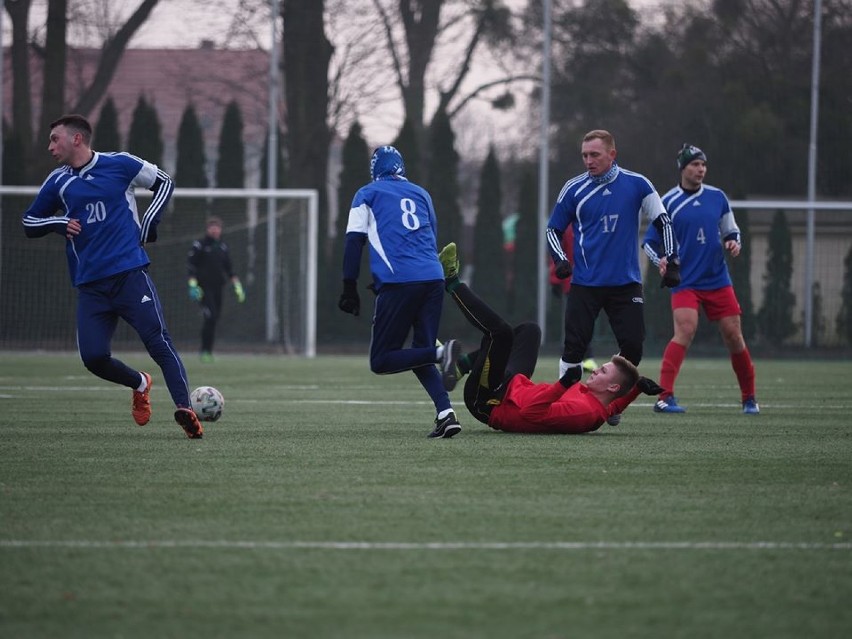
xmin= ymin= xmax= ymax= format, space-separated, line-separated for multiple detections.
xmin=661 ymin=260 xmax=681 ymax=288
xmin=637 ymin=377 xmax=665 ymax=396
xmin=554 ymin=260 xmax=573 ymax=280
xmin=558 ymin=364 xmax=583 ymax=389
xmin=338 ymin=279 xmax=360 ymax=316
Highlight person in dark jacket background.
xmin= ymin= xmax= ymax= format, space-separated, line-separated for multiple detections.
xmin=187 ymin=216 xmax=245 ymax=361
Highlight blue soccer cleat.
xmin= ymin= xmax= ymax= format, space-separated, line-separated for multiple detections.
xmin=742 ymin=397 xmax=760 ymax=415
xmin=653 ymin=396 xmax=686 ymax=413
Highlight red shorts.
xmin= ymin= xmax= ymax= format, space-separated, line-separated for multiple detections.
xmin=670 ymin=286 xmax=741 ymax=321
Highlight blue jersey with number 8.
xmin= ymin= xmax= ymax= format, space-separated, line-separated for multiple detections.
xmin=344 ymin=177 xmax=443 ymax=288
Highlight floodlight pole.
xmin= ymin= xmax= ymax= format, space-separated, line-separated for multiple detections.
xmin=537 ymin=0 xmax=552 ymax=341
xmin=804 ymin=0 xmax=822 ymax=348
xmin=266 ymin=0 xmax=280 ymax=343
xmin=0 ymin=8 xmax=5 ymax=337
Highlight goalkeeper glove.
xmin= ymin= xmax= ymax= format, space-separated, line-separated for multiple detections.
xmin=188 ymin=278 xmax=203 ymax=301
xmin=338 ymin=279 xmax=360 ymax=316
xmin=661 ymin=260 xmax=681 ymax=288
xmin=554 ymin=260 xmax=573 ymax=279
xmin=558 ymin=364 xmax=583 ymax=389
xmin=233 ymin=280 xmax=246 ymax=303
xmin=637 ymin=377 xmax=665 ymax=396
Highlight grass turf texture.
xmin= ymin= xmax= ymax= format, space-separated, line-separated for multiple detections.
xmin=1 ymin=352 xmax=850 ymax=638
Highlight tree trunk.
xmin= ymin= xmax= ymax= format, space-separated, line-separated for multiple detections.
xmin=5 ymin=0 xmax=33 ymax=171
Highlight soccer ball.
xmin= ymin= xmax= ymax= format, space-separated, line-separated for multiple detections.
xmin=190 ymin=386 xmax=224 ymax=422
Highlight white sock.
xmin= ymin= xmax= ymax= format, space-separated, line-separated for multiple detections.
xmin=136 ymin=374 xmax=148 ymax=393
xmin=437 ymin=408 xmax=454 ymax=420
xmin=559 ymin=358 xmax=582 ymax=378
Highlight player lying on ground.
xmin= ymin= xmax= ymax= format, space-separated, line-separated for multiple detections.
xmin=438 ymin=243 xmax=664 ymax=434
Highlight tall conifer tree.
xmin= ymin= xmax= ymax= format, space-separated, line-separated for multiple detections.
xmin=127 ymin=95 xmax=163 ymax=167
xmin=757 ymin=210 xmax=797 ymax=344
xmin=94 ymin=97 xmax=121 ymax=152
xmin=472 ymin=147 xmax=506 ymax=313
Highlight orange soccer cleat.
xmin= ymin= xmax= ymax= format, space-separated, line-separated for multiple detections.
xmin=174 ymin=407 xmax=204 ymax=439
xmin=132 ymin=372 xmax=153 ymax=426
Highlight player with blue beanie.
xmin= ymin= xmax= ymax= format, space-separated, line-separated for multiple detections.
xmin=643 ymin=143 xmax=758 ymax=415
xmin=339 ymin=146 xmax=462 ymax=438
xmin=21 ymin=114 xmax=204 ymax=438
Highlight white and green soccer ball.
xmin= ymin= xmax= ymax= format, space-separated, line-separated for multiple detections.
xmin=190 ymin=386 xmax=225 ymax=422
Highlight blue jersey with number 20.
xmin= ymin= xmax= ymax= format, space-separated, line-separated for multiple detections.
xmin=22 ymin=152 xmax=167 ymax=286
xmin=345 ymin=178 xmax=443 ymax=288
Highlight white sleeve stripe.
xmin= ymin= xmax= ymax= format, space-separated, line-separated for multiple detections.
xmin=140 ymin=172 xmax=174 ymax=240
xmin=643 ymin=242 xmax=661 ymax=267
xmin=546 ymin=228 xmax=567 ymax=260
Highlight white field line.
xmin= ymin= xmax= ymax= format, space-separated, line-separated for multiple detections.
xmin=0 ymin=540 xmax=850 ymax=551
xmin=3 ymin=386 xmax=850 ymax=410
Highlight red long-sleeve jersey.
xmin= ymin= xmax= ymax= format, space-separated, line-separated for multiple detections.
xmin=488 ymin=374 xmax=641 ymax=434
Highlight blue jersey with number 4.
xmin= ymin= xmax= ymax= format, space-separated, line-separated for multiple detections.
xmin=22 ymin=152 xmax=170 ymax=286
xmin=344 ymin=177 xmax=443 ymax=288
xmin=643 ymin=184 xmax=740 ymax=292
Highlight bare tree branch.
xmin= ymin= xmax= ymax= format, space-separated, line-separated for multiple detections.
xmin=71 ymin=0 xmax=162 ymax=115
xmin=447 ymin=73 xmax=539 ymax=119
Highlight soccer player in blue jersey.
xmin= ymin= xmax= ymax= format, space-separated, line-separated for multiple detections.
xmin=21 ymin=114 xmax=204 ymax=438
xmin=546 ymin=129 xmax=680 ymax=425
xmin=643 ymin=144 xmax=759 ymax=415
xmin=338 ymin=146 xmax=462 ymax=439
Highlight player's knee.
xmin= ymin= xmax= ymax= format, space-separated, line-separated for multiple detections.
xmin=81 ymin=353 xmax=111 ymax=377
xmin=514 ymin=321 xmax=541 ymax=343
xmin=369 ymin=354 xmax=392 ymax=374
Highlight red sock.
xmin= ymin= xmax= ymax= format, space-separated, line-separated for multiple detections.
xmin=730 ymin=347 xmax=755 ymax=401
xmin=659 ymin=341 xmax=687 ymax=399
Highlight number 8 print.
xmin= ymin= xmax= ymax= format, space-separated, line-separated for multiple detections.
xmin=400 ymin=197 xmax=421 ymax=230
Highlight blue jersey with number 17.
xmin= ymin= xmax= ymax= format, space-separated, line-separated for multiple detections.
xmin=547 ymin=167 xmax=667 ymax=286
xmin=345 ymin=178 xmax=443 ymax=288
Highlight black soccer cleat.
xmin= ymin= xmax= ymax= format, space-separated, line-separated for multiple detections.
xmin=428 ymin=411 xmax=461 ymax=439
xmin=440 ymin=339 xmax=462 ymax=391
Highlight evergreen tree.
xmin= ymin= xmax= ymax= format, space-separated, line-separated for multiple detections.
xmin=392 ymin=117 xmax=420 ymax=183
xmin=214 ymin=100 xmax=245 ymax=219
xmin=94 ymin=97 xmax=121 ymax=152
xmin=333 ymin=121 xmax=371 ymax=344
xmin=426 ymin=109 xmax=462 ymax=251
xmin=757 ymin=210 xmax=797 ymax=344
xmin=175 ymin=104 xmax=208 ymax=191
xmin=472 ymin=147 xmax=506 ymax=313
xmin=729 ymin=209 xmax=756 ymax=340
xmin=835 ymin=245 xmax=852 ymax=344
xmin=127 ymin=95 xmax=163 ymax=167
xmin=510 ymin=165 xmax=540 ymax=327
xmin=215 ymin=101 xmax=245 ymax=189
xmin=424 ymin=109 xmax=465 ymax=337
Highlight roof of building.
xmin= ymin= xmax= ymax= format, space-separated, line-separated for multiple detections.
xmin=4 ymin=45 xmax=273 ymax=177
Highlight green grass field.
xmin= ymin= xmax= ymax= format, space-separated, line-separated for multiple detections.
xmin=1 ymin=352 xmax=851 ymax=638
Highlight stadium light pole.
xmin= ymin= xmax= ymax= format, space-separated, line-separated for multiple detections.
xmin=0 ymin=7 xmax=4 ymax=336
xmin=536 ymin=0 xmax=552 ymax=340
xmin=266 ymin=0 xmax=280 ymax=343
xmin=804 ymin=0 xmax=822 ymax=348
